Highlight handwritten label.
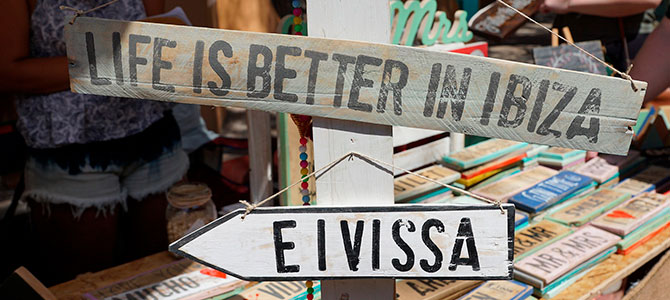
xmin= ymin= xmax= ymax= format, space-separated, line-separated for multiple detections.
xmin=574 ymin=157 xmax=619 ymax=183
xmin=515 ymin=226 xmax=620 ymax=284
xmin=64 ymin=17 xmax=646 ymax=155
xmin=390 ymin=0 xmax=473 ymax=46
xmin=514 ymin=220 xmax=571 ymax=261
xmin=548 ymin=189 xmax=629 ymax=226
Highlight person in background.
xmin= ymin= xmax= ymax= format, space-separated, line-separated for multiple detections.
xmin=0 ymin=0 xmax=188 ymax=285
xmin=541 ymin=0 xmax=662 ymax=72
xmin=629 ymin=7 xmax=670 ymax=103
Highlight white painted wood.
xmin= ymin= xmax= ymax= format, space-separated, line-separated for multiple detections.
xmin=307 ymin=0 xmax=394 ymax=298
xmin=450 ymin=133 xmax=465 ymax=153
xmin=246 ymin=110 xmax=273 ymax=204
xmin=170 ymin=205 xmax=515 ymax=280
xmin=393 ymin=126 xmax=444 ymax=147
xmin=64 ymin=17 xmax=647 ymax=155
xmin=393 ymin=137 xmax=450 ymax=175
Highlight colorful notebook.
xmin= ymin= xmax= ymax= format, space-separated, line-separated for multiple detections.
xmin=394 ymin=165 xmax=460 ymax=202
xmin=457 ymin=281 xmax=533 ymax=300
xmin=443 ymin=139 xmax=527 ymax=170
xmin=509 ymin=171 xmax=594 ymax=213
xmin=547 ymin=189 xmax=631 ymax=226
xmin=515 ymin=226 xmax=620 ymax=284
xmin=473 ymin=166 xmax=558 ymax=203
xmin=591 ymin=192 xmax=670 ymax=236
xmin=514 ymin=220 xmax=572 ymax=262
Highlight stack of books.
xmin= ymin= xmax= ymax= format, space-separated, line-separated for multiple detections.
xmin=537 ymin=147 xmax=586 ymax=170
xmin=612 ymin=166 xmax=670 ymax=196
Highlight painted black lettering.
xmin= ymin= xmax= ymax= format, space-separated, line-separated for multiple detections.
xmin=150 ymin=284 xmax=172 ymax=297
xmin=406 ymin=281 xmax=433 ymax=296
xmin=112 ymin=32 xmax=123 ymax=85
xmin=129 ymin=34 xmax=150 ymax=86
xmin=567 ymin=88 xmax=601 ymax=143
xmin=163 ymin=279 xmax=188 ymax=293
xmin=536 ymin=82 xmax=577 ymax=137
xmin=152 ymin=37 xmax=176 ymax=92
xmin=304 ymin=50 xmax=328 ymax=104
xmin=418 ymin=279 xmax=448 ymax=289
xmin=525 ymin=255 xmax=562 ymax=273
xmin=318 ymin=219 xmax=326 ymax=271
xmin=258 ymin=283 xmax=287 ymax=298
xmin=207 ymin=40 xmax=233 ymax=96
xmin=192 ymin=40 xmax=204 ymax=94
xmin=423 ymin=63 xmax=442 ymax=117
xmin=273 ymin=220 xmax=299 ymax=273
xmin=480 ymin=72 xmax=501 ymax=125
xmin=436 ymin=65 xmax=471 ymax=120
xmin=519 ymin=226 xmax=556 ymax=242
xmin=348 ymin=55 xmax=382 ymax=112
xmin=527 ymin=79 xmax=549 ymax=132
xmin=278 ymin=281 xmax=301 ymax=293
xmin=247 ymin=44 xmax=273 ymax=98
xmin=340 ymin=220 xmax=365 ymax=271
xmin=332 ymin=53 xmax=356 ymax=107
xmin=85 ymin=32 xmax=111 ymax=86
xmin=274 ymin=45 xmax=302 ymax=102
xmin=497 ymin=74 xmax=531 ymax=128
xmin=449 ymin=217 xmax=480 ymax=271
xmin=377 ymin=59 xmax=409 ymax=115
xmin=373 ymin=219 xmax=381 ymax=270
xmin=392 ymin=220 xmax=416 ymax=272
xmin=420 ymin=219 xmax=444 ymax=273
xmin=179 ymin=277 xmax=199 ymax=288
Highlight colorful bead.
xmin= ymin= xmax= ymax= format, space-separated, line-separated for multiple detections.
xmin=294 ymin=24 xmax=303 ymax=32
xmin=299 ymin=145 xmax=306 ymax=152
xmin=293 ymin=16 xmax=302 ymax=24
xmin=300 ymin=152 xmax=308 ymax=160
xmin=300 ymin=137 xmax=308 ymax=145
xmin=292 ymin=0 xmax=301 ymax=8
xmin=300 ymin=168 xmax=308 ymax=175
xmin=301 ymin=182 xmax=309 ymax=189
xmin=300 ymin=160 xmax=308 ymax=168
xmin=307 ymin=287 xmax=314 ymax=293
xmin=294 ymin=32 xmax=303 ymax=36
xmin=307 ymin=294 xmax=314 ymax=300
xmin=303 ymin=202 xmax=310 ymax=206
xmin=301 ymin=189 xmax=309 ymax=196
xmin=293 ymin=8 xmax=302 ymax=17
xmin=302 ymin=196 xmax=310 ymax=203
xmin=306 ymin=281 xmax=313 ymax=288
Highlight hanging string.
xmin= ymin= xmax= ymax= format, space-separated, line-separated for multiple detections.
xmin=239 ymin=151 xmax=504 ymax=219
xmin=59 ymin=0 xmax=119 ymax=24
xmin=495 ymin=0 xmax=640 ymax=92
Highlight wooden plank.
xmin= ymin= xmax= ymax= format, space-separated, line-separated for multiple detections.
xmin=458 ymin=280 xmax=533 ymax=300
xmin=233 ymin=281 xmax=319 ymax=300
xmin=64 ymin=17 xmax=647 ymax=155
xmin=509 ymin=171 xmax=594 ymax=213
xmin=393 ymin=136 xmax=450 ymax=176
xmin=395 ymin=279 xmax=480 ymax=300
xmin=247 ymin=110 xmax=273 ymax=204
xmin=468 ymin=0 xmax=542 ymax=39
xmin=574 ymin=157 xmax=619 ymax=183
xmin=515 ymin=226 xmax=620 ymax=285
xmin=473 ymin=166 xmax=558 ymax=202
xmin=307 ymin=1 xmax=395 ymax=299
xmin=591 ymin=192 xmax=670 ymax=236
xmin=169 ymin=205 xmax=516 ymax=280
xmin=0 ymin=267 xmax=57 ymax=300
xmin=513 ymin=220 xmax=572 ymax=262
xmin=547 ymin=189 xmax=630 ymax=226
xmin=394 ymin=164 xmax=460 ymax=202
xmin=443 ymin=139 xmax=527 ymax=170
xmin=532 ymin=41 xmax=608 ymax=75
xmin=622 ymin=242 xmax=670 ymax=300
xmin=546 ymin=222 xmax=670 ymax=300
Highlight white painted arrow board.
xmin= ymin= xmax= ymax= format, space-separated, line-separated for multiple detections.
xmin=64 ymin=17 xmax=646 ymax=155
xmin=169 ymin=204 xmax=515 ymax=281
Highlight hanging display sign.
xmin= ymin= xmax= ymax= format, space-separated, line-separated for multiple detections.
xmin=169 ymin=205 xmax=515 ymax=281
xmin=65 ymin=17 xmax=646 ymax=155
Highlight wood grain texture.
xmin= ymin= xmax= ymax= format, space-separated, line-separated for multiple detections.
xmin=473 ymin=166 xmax=558 ymax=202
xmin=393 ymin=136 xmax=450 ymax=176
xmin=307 ymin=1 xmax=395 ymax=299
xmin=395 ymin=279 xmax=480 ymax=300
xmin=513 ymin=220 xmax=572 ymax=262
xmin=170 ymin=205 xmax=516 ymax=280
xmin=394 ymin=164 xmax=460 ymax=202
xmin=247 ymin=110 xmax=273 ymax=204
xmin=590 ymin=192 xmax=670 ymax=236
xmin=545 ymin=223 xmax=670 ymax=300
xmin=64 ymin=17 xmax=646 ymax=155
xmin=547 ymin=189 xmax=630 ymax=226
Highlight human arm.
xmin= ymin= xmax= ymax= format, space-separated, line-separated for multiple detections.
xmin=541 ymin=0 xmax=661 ymax=17
xmin=629 ymin=17 xmax=670 ymax=103
xmin=0 ymin=0 xmax=70 ymax=94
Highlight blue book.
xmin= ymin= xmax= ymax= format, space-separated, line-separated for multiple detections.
xmin=509 ymin=171 xmax=594 ymax=213
xmin=515 ymin=211 xmax=529 ymax=227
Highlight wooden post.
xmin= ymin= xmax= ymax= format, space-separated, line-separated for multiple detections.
xmin=307 ymin=0 xmax=395 ymax=299
xmin=246 ymin=110 xmax=273 ymax=204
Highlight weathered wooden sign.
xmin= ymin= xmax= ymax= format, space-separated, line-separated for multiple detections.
xmin=65 ymin=17 xmax=646 ymax=155
xmin=394 ymin=165 xmax=460 ymax=202
xmin=547 ymin=189 xmax=630 ymax=226
xmin=170 ymin=205 xmax=515 ymax=280
xmin=513 ymin=220 xmax=572 ymax=261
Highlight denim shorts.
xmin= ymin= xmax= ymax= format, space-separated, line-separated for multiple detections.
xmin=22 ymin=112 xmax=189 ymax=216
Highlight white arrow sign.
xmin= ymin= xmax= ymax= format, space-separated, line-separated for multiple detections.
xmin=64 ymin=17 xmax=646 ymax=155
xmin=169 ymin=205 xmax=515 ymax=281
